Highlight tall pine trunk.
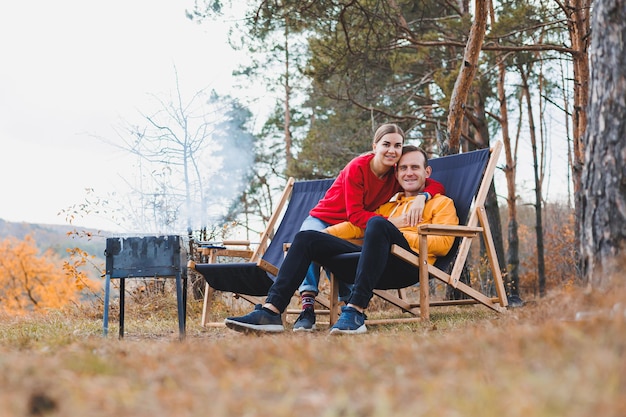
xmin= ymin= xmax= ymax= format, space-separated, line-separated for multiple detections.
xmin=581 ymin=0 xmax=626 ymax=287
xmin=520 ymin=68 xmax=547 ymax=297
xmin=447 ymin=0 xmax=487 ymax=151
xmin=497 ymin=55 xmax=521 ymax=301
xmin=558 ymin=0 xmax=591 ymax=274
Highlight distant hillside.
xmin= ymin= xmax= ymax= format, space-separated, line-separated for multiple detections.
xmin=0 ymin=218 xmax=109 ymax=259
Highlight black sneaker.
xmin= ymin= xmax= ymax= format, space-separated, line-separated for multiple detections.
xmin=224 ymin=304 xmax=284 ymax=333
xmin=293 ymin=307 xmax=316 ymax=332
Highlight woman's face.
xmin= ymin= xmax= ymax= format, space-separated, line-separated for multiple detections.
xmin=372 ymin=132 xmax=403 ymax=168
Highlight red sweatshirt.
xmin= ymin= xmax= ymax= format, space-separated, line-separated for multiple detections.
xmin=309 ymin=153 xmax=445 ymax=229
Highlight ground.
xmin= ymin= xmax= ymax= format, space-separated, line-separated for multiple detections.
xmin=0 ymin=284 xmax=624 ymax=417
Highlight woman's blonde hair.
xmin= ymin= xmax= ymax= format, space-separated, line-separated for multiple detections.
xmin=373 ymin=123 xmax=405 ymax=145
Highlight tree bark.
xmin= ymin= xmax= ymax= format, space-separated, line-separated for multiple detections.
xmin=497 ymin=54 xmax=521 ymax=299
xmin=581 ymin=0 xmax=626 ymax=287
xmin=555 ymin=0 xmax=591 ymax=274
xmin=520 ymin=67 xmax=547 ymax=297
xmin=284 ymin=19 xmax=293 ymax=171
xmin=447 ymin=0 xmax=488 ymax=152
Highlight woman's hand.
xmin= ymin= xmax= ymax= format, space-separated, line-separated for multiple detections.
xmin=407 ymin=194 xmax=427 ymax=226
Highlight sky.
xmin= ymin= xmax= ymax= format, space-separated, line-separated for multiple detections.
xmin=0 ymin=1 xmax=573 ymax=233
xmin=0 ymin=0 xmax=249 ymax=231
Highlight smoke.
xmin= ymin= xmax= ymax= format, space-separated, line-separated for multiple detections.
xmin=110 ymin=91 xmax=256 ymax=236
xmin=185 ymin=96 xmax=256 ymax=233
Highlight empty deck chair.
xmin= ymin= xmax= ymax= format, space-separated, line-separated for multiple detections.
xmin=325 ymin=141 xmax=508 ymax=323
xmin=188 ymin=177 xmax=334 ymax=326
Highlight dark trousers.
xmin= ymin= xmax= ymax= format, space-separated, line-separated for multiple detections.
xmin=266 ymin=217 xmax=420 ymax=312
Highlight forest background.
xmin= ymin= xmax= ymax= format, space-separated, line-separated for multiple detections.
xmin=1 ymin=0 xmax=588 ymax=312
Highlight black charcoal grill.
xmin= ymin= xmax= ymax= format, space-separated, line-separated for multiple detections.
xmin=103 ymin=235 xmax=187 ymax=339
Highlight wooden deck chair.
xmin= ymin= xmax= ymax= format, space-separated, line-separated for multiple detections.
xmin=326 ymin=141 xmax=508 ymax=324
xmin=188 ymin=177 xmax=334 ymax=326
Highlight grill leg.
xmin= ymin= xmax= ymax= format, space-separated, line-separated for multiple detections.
xmin=103 ymin=274 xmax=111 ymax=336
xmin=175 ymin=272 xmax=186 ymax=340
xmin=119 ymin=278 xmax=125 ymax=339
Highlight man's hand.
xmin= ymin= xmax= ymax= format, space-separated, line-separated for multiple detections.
xmin=387 ymin=214 xmax=410 ymax=229
xmin=407 ymin=194 xmax=427 ymax=226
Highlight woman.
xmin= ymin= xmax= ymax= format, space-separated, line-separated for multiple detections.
xmin=293 ymin=123 xmax=445 ymax=331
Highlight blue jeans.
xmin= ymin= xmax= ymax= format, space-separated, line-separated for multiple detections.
xmin=267 ymin=217 xmax=419 ymax=312
xmin=298 ymin=215 xmax=353 ymax=301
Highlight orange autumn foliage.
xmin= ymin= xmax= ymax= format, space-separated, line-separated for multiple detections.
xmin=517 ymin=203 xmax=579 ymax=297
xmin=0 ymin=235 xmax=84 ymax=314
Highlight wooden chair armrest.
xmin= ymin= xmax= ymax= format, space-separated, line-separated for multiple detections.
xmin=213 ymin=249 xmax=255 ymax=258
xmin=418 ymin=224 xmax=482 ymax=238
xmin=199 ymin=247 xmax=255 ymax=258
xmin=222 ymin=240 xmax=253 ymax=246
xmin=257 ymin=259 xmax=279 ymax=276
xmin=196 ymin=240 xmax=255 ymax=257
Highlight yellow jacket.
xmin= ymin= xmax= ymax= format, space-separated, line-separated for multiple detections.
xmin=325 ymin=193 xmax=459 ymax=265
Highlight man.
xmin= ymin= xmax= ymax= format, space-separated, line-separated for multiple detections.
xmin=224 ymin=145 xmax=459 ymax=334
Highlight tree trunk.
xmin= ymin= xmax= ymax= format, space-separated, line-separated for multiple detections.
xmin=284 ymin=20 xmax=293 ymax=171
xmin=557 ymin=0 xmax=591 ymax=274
xmin=447 ymin=0 xmax=487 ymax=152
xmin=562 ymin=0 xmax=591 ymax=188
xmin=581 ymin=0 xmax=626 ymax=287
xmin=497 ymin=55 xmax=521 ymax=300
xmin=520 ymin=69 xmax=547 ymax=297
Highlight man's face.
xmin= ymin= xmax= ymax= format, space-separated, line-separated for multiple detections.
xmin=396 ymin=150 xmax=432 ymax=196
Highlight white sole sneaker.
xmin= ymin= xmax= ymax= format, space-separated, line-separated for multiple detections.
xmin=293 ymin=324 xmax=316 ymax=332
xmin=329 ymin=324 xmax=367 ymax=335
xmin=224 ymin=319 xmax=284 ymax=333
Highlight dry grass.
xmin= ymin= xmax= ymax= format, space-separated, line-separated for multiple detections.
xmin=1 ymin=284 xmax=625 ymax=417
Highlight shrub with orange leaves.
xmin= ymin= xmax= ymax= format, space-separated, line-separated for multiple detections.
xmin=517 ymin=203 xmax=579 ymax=298
xmin=0 ymin=235 xmax=87 ymax=314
